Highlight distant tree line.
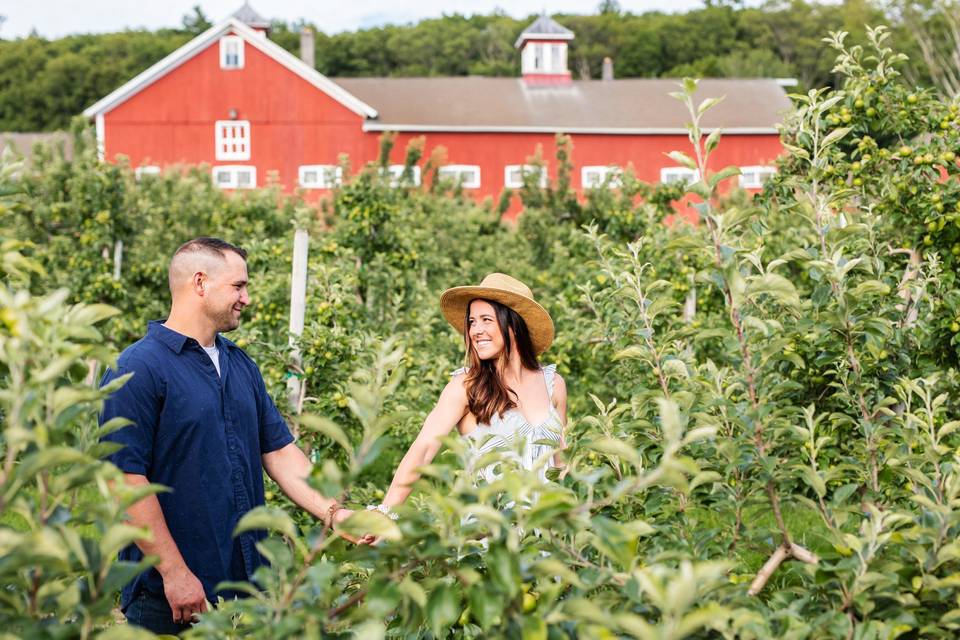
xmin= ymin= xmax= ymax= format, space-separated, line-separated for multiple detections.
xmin=0 ymin=0 xmax=953 ymax=131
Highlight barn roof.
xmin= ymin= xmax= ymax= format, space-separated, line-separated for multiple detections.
xmin=82 ymin=17 xmax=377 ymax=120
xmin=334 ymin=77 xmax=791 ymax=134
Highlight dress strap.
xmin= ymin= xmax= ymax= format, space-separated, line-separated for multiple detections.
xmin=451 ymin=367 xmax=468 ymax=378
xmin=541 ymin=364 xmax=557 ymax=400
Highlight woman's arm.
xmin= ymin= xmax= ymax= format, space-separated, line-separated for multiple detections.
xmin=552 ymin=373 xmax=568 ymax=469
xmin=381 ymin=376 xmax=469 ymax=507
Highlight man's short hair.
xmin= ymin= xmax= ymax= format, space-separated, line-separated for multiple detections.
xmin=168 ymin=237 xmax=247 ymax=293
xmin=173 ymin=237 xmax=248 ymax=262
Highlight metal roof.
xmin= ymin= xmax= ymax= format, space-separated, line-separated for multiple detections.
xmin=231 ymin=2 xmax=270 ymax=29
xmin=334 ymin=77 xmax=791 ymax=134
xmin=515 ymin=15 xmax=575 ymax=47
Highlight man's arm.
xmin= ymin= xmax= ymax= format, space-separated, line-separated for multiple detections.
xmin=123 ymin=474 xmax=207 ymax=624
xmin=261 ymin=444 xmax=351 ymax=527
xmin=100 ymin=358 xmax=205 ymax=622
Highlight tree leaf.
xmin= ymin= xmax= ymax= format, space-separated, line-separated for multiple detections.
xmin=666 ymin=151 xmax=698 ymax=170
xmin=708 ymin=165 xmax=741 ymax=189
xmin=296 ymin=414 xmax=352 ymax=453
xmin=426 ymin=583 xmax=460 ymax=637
xmin=821 ymin=126 xmax=852 ymax=149
xmin=100 ymin=523 xmax=150 ymax=560
xmin=233 ymin=506 xmax=298 ymax=539
xmin=587 ymin=437 xmax=640 ymax=466
xmin=337 ymin=510 xmax=402 ymax=542
xmin=697 ymin=96 xmax=724 ymax=115
xmin=747 ymin=272 xmax=800 ymax=308
xmin=704 ymin=128 xmax=722 ymax=153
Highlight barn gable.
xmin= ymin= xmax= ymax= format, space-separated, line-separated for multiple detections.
xmin=82 ymin=18 xmax=377 ymax=122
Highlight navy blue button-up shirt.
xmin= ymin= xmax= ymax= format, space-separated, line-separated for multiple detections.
xmin=100 ymin=321 xmax=293 ymax=610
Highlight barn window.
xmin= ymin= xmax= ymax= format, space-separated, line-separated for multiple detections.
xmin=660 ymin=167 xmax=699 ymax=186
xmin=582 ymin=165 xmax=622 ymax=189
xmin=220 ymin=36 xmax=244 ymax=69
xmin=528 ymin=43 xmax=542 ymax=71
xmin=739 ymin=166 xmax=777 ymax=189
xmin=381 ymin=165 xmax=421 ymax=187
xmin=215 ymin=120 xmax=250 ymax=161
xmin=134 ymin=165 xmax=161 ymax=180
xmin=438 ymin=165 xmax=481 ymax=189
xmin=212 ymin=165 xmax=256 ymax=189
xmin=504 ymin=164 xmax=547 ymax=189
xmin=299 ymin=165 xmax=342 ymax=189
xmin=550 ymin=44 xmax=563 ymax=73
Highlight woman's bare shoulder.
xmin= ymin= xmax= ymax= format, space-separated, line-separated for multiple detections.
xmin=442 ymin=369 xmax=469 ymax=399
xmin=552 ymin=371 xmax=567 ymax=402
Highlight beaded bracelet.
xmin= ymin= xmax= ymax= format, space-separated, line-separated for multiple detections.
xmin=366 ymin=503 xmax=399 ymax=520
xmin=324 ymin=501 xmax=341 ymax=527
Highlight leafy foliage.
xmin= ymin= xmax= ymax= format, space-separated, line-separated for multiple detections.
xmin=3 ymin=27 xmax=960 ymax=639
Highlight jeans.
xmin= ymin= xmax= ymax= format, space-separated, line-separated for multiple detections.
xmin=123 ymin=589 xmax=195 ymax=636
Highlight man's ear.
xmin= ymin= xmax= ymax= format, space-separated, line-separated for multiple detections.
xmin=193 ymin=272 xmax=206 ymax=295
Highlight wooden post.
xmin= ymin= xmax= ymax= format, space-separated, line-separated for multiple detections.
xmin=683 ymin=274 xmax=696 ymax=323
xmin=113 ymin=239 xmax=123 ymax=280
xmin=287 ymin=228 xmax=309 ymax=418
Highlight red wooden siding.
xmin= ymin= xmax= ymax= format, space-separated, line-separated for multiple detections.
xmin=103 ymin=29 xmax=367 ymax=185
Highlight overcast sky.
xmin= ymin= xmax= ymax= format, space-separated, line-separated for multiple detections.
xmin=1 ymin=1 xmax=715 ymax=40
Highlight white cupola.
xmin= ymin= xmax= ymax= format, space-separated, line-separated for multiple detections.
xmin=515 ymin=15 xmax=574 ymax=87
xmin=231 ymin=2 xmax=270 ymax=36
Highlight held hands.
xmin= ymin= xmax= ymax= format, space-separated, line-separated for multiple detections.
xmin=329 ymin=507 xmax=362 ymax=544
xmin=358 ymin=503 xmax=398 ymax=545
xmin=161 ymin=564 xmax=208 ymax=624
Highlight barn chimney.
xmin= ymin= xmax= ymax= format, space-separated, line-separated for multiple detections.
xmin=602 ymin=57 xmax=614 ymax=81
xmin=300 ymin=27 xmax=315 ymax=68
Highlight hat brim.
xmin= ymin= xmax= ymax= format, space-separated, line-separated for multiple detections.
xmin=440 ymin=286 xmax=554 ymax=354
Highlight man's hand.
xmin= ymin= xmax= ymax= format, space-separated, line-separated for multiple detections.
xmin=161 ymin=564 xmax=208 ymax=624
xmin=332 ymin=507 xmax=362 ymax=544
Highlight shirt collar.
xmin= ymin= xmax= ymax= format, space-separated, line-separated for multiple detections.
xmin=148 ymin=320 xmax=239 ymax=353
xmin=148 ymin=320 xmax=190 ymax=353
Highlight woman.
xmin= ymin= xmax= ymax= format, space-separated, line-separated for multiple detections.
xmin=364 ymin=273 xmax=567 ymax=523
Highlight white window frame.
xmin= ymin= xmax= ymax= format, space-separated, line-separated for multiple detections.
xmin=212 ymin=165 xmax=256 ymax=189
xmin=215 ymin=120 xmax=250 ymax=161
xmin=438 ymin=164 xmax=481 ymax=189
xmin=382 ymin=164 xmax=421 ymax=187
xmin=738 ymin=165 xmax=777 ymax=189
xmin=582 ymin=165 xmax=623 ymax=189
xmin=220 ymin=36 xmax=244 ymax=69
xmin=298 ymin=165 xmax=342 ymax=189
xmin=522 ymin=42 xmax=567 ymax=74
xmin=660 ymin=167 xmax=699 ymax=186
xmin=550 ymin=44 xmax=563 ymax=73
xmin=134 ymin=165 xmax=160 ymax=180
xmin=504 ymin=164 xmax=547 ymax=189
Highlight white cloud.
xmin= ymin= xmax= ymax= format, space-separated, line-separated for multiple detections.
xmin=1 ymin=0 xmax=710 ymax=39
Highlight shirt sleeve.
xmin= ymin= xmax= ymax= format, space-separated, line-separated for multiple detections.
xmin=99 ymin=355 xmax=163 ymax=476
xmin=253 ymin=362 xmax=294 ymax=454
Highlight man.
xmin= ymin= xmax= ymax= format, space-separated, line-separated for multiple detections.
xmin=100 ymin=237 xmax=351 ymax=635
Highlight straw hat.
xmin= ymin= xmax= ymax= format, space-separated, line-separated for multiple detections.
xmin=440 ymin=273 xmax=554 ymax=354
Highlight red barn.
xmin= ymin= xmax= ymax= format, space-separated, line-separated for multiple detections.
xmin=83 ymin=4 xmax=792 ymax=217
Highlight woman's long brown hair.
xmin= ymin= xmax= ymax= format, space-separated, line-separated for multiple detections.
xmin=462 ymin=298 xmax=540 ymax=425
